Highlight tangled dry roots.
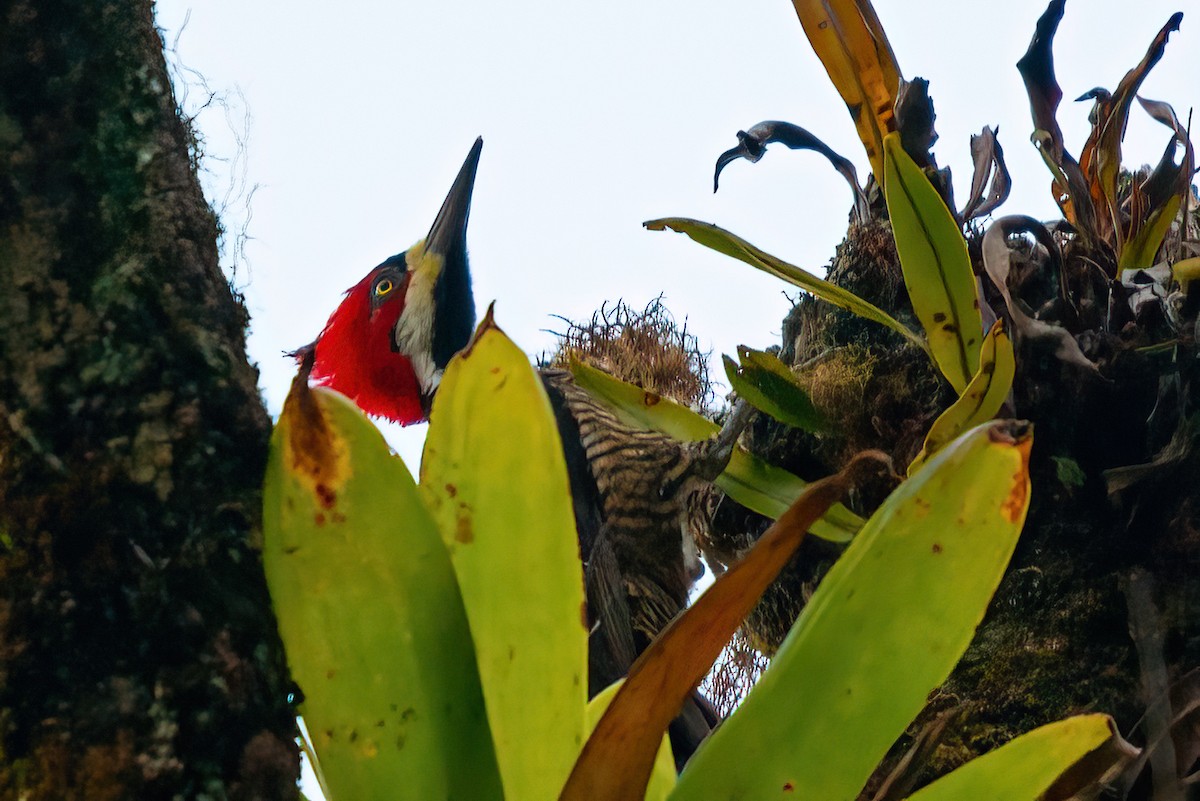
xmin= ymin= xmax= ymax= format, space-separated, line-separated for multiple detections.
xmin=544 ymin=296 xmax=715 ymax=411
xmin=701 ymin=630 xmax=771 ymax=718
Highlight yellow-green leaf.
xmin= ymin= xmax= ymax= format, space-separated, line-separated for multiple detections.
xmin=1119 ymin=193 xmax=1181 ymax=272
xmin=670 ymin=420 xmax=1032 ymax=801
xmin=904 ymin=715 xmax=1134 ymax=801
xmin=645 ymin=217 xmax=931 ymax=356
xmin=724 ymin=346 xmax=829 ymax=433
xmin=908 ymin=320 xmax=1015 ymax=475
xmin=419 ymin=309 xmax=587 ymax=801
xmin=586 ymin=682 xmax=676 ymax=801
xmin=789 ymin=0 xmax=903 ymax=181
xmin=645 ymin=218 xmax=929 ymax=359
xmin=1174 ymin=256 xmax=1200 ymax=292
xmin=569 ymin=357 xmax=864 ymax=542
xmin=263 ymin=379 xmax=502 ymax=801
xmin=882 ymin=132 xmax=983 ymax=394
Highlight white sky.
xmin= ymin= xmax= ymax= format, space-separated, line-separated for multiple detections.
xmin=148 ymin=3 xmax=1195 ymax=792
xmin=154 ymin=0 xmax=1195 ymax=469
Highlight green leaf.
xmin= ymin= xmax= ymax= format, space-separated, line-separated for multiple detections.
xmin=568 ymin=357 xmax=864 ymax=542
xmin=908 ymin=320 xmax=1015 ymax=475
xmin=904 ymin=715 xmax=1133 ymax=801
xmin=723 ymin=346 xmax=828 ymax=433
xmin=1120 ymin=193 xmax=1181 ymax=271
xmin=263 ymin=379 xmax=502 ymax=801
xmin=563 ymin=458 xmax=868 ymax=800
xmin=420 ymin=309 xmax=587 ymax=801
xmin=1174 ymin=256 xmax=1200 ymax=292
xmin=644 ymin=217 xmax=930 ymax=358
xmin=882 ymin=131 xmax=983 ymax=394
xmin=670 ymin=420 xmax=1033 ymax=801
xmin=585 ymin=682 xmax=677 ymax=801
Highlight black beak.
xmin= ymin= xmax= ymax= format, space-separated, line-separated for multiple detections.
xmin=425 ymin=136 xmax=482 ymax=263
xmin=427 ymin=137 xmax=482 ymax=371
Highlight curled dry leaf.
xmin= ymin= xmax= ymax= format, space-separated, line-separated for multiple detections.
xmin=981 ymin=216 xmax=1100 ymax=375
xmin=1016 ymin=0 xmax=1100 ymax=239
xmin=961 ymin=126 xmax=1012 ymax=222
xmin=713 ymin=121 xmax=869 ymax=220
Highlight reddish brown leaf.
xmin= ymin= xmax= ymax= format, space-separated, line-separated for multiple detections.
xmin=1079 ymin=13 xmax=1184 ymax=256
xmin=559 ymin=451 xmax=890 ymax=801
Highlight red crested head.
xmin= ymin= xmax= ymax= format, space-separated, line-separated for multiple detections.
xmin=307 ymin=257 xmax=427 ymax=426
xmin=294 ymin=137 xmax=483 ymax=427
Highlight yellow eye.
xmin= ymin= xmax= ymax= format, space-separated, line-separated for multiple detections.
xmin=374 ymin=279 xmax=394 ymax=296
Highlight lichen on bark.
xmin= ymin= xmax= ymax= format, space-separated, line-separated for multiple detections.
xmin=0 ymin=1 xmax=298 ymax=798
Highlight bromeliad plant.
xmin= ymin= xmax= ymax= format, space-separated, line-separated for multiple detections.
xmin=639 ymin=0 xmax=1198 ymax=793
xmin=650 ymin=0 xmax=1194 ymax=470
xmin=263 ymin=307 xmax=1132 ymax=800
xmin=1019 ymin=0 xmax=1191 ymax=274
xmin=647 ymin=123 xmax=1013 ymax=475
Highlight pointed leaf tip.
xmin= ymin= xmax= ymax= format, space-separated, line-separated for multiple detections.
xmin=460 ymin=301 xmax=502 ymax=358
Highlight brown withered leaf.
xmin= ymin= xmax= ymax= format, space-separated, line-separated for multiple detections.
xmin=1017 ymin=0 xmax=1101 ymax=240
xmin=982 ymin=216 xmax=1097 ymax=373
xmin=895 ymin=77 xmax=938 ymax=167
xmin=961 ymin=126 xmax=1012 ymax=221
xmin=1016 ymin=0 xmax=1067 ymax=160
xmin=1138 ymin=96 xmax=1195 ymax=212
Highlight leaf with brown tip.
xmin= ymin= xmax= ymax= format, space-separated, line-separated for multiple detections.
xmin=789 ymin=0 xmax=903 ymax=180
xmin=905 ymin=715 xmax=1136 ymax=801
xmin=671 ymin=421 xmax=1032 ymax=800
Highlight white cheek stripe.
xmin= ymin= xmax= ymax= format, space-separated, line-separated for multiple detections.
xmin=392 ymin=240 xmax=444 ymax=395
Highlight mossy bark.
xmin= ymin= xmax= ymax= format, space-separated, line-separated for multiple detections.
xmin=0 ymin=1 xmax=298 ymax=798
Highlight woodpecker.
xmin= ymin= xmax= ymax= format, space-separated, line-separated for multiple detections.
xmin=296 ymin=139 xmax=752 ymax=767
xmin=295 ymin=137 xmax=481 ymax=425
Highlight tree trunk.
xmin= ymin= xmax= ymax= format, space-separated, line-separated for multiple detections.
xmin=0 ymin=1 xmax=298 ymax=798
